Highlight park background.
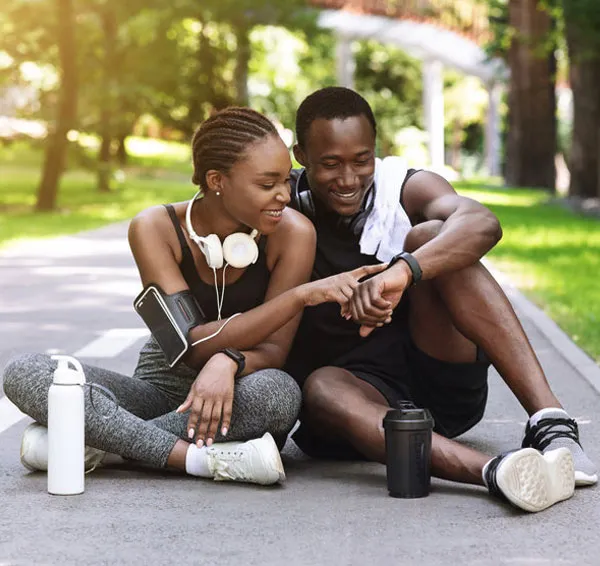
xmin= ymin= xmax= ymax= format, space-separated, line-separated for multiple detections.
xmin=1 ymin=0 xmax=599 ymax=364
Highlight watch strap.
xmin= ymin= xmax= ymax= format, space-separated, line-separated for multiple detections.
xmin=388 ymin=251 xmax=422 ymax=286
xmin=219 ymin=347 xmax=246 ymax=378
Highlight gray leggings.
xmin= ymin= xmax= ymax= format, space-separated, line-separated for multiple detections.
xmin=2 ymin=337 xmax=301 ymax=468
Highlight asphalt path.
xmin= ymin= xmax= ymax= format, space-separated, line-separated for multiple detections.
xmin=1 ymin=223 xmax=598 ymax=566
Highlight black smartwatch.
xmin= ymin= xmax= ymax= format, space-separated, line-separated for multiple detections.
xmin=387 ymin=251 xmax=422 ymax=286
xmin=219 ymin=347 xmax=246 ymax=378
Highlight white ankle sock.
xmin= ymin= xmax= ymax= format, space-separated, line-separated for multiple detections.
xmin=529 ymin=407 xmax=568 ymax=427
xmin=185 ymin=444 xmax=211 ymax=477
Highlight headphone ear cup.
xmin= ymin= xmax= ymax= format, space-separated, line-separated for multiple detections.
xmin=200 ymin=234 xmax=224 ymax=269
xmin=222 ymin=233 xmax=259 ymax=269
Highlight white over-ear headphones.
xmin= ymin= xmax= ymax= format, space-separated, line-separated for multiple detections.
xmin=185 ymin=191 xmax=259 ymax=269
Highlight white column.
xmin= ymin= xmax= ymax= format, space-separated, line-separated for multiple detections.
xmin=422 ymin=59 xmax=445 ymax=170
xmin=485 ymin=82 xmax=502 ymax=177
xmin=335 ymin=34 xmax=355 ymax=89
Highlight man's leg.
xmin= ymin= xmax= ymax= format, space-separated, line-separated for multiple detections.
xmin=301 ymin=367 xmax=575 ymax=512
xmin=302 ymin=366 xmax=486 ymax=483
xmin=404 ymin=221 xmax=596 ymax=484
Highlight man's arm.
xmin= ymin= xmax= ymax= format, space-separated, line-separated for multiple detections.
xmin=348 ymin=170 xmax=503 ymax=335
xmin=400 ymin=170 xmax=502 ymax=281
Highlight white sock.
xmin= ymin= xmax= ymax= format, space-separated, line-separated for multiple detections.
xmin=185 ymin=444 xmax=211 ymax=477
xmin=529 ymin=407 xmax=568 ymax=427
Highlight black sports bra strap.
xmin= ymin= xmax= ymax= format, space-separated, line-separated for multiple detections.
xmin=164 ymin=204 xmax=190 ymax=252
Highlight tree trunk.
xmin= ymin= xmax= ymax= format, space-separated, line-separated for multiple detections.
xmin=505 ymin=0 xmax=556 ymax=189
xmin=97 ymin=124 xmax=112 ymax=193
xmin=233 ymin=22 xmax=251 ymax=106
xmin=35 ymin=0 xmax=77 ymax=212
xmin=115 ymin=133 xmax=128 ymax=166
xmin=97 ymin=6 xmax=117 ymax=193
xmin=564 ymin=19 xmax=600 ymax=199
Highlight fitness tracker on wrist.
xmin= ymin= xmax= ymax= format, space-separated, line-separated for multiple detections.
xmin=219 ymin=347 xmax=246 ymax=378
xmin=387 ymin=251 xmax=422 ymax=286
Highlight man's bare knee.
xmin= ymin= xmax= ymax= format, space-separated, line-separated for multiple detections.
xmin=302 ymin=367 xmax=344 ymax=411
xmin=404 ymin=220 xmax=444 ymax=253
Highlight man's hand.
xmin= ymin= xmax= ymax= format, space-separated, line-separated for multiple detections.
xmin=349 ymin=261 xmax=413 ymax=337
xmin=176 ymin=353 xmax=237 ymax=447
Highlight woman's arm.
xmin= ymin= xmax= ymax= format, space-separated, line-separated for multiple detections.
xmin=131 ymin=205 xmax=372 ymax=372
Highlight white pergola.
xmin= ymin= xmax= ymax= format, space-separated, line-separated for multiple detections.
xmin=319 ymin=10 xmax=507 ymax=176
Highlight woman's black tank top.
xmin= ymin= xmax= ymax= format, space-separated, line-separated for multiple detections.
xmin=164 ymin=204 xmax=270 ymax=321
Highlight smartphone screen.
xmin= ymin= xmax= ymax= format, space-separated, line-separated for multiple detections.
xmin=134 ymin=287 xmax=188 ymax=367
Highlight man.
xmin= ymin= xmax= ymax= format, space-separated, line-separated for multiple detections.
xmin=284 ymin=86 xmax=596 ymax=513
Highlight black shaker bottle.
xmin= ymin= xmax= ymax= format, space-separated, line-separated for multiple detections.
xmin=383 ymin=406 xmax=434 ymax=498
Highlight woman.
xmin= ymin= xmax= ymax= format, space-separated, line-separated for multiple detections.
xmin=3 ymin=107 xmax=385 ymax=485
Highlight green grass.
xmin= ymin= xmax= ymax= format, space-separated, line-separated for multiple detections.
xmin=457 ymin=184 xmax=600 ymax=364
xmin=0 ymin=139 xmax=193 ymax=245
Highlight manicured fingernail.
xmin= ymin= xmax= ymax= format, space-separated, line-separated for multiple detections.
xmin=176 ymin=405 xmax=183 ymax=413
xmin=206 ymin=438 xmax=213 ymax=447
xmin=222 ymin=427 xmax=228 ymax=436
xmin=197 ymin=439 xmax=204 ymax=448
xmin=188 ymin=428 xmax=194 ymax=439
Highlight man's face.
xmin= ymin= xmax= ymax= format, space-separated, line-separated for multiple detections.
xmin=294 ymin=115 xmax=376 ymax=216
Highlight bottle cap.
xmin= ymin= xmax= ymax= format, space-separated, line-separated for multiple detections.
xmin=383 ymin=408 xmax=434 ymax=431
xmin=51 ymin=355 xmax=86 ymax=385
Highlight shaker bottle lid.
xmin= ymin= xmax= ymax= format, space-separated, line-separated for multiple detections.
xmin=383 ymin=408 xmax=434 ymax=431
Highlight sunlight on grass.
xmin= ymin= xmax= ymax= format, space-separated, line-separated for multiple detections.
xmin=458 ymin=183 xmax=600 ymax=363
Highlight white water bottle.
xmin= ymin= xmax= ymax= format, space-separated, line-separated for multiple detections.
xmin=48 ymin=355 xmax=86 ymax=495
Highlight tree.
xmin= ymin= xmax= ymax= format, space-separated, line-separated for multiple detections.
xmin=354 ymin=41 xmax=423 ymax=156
xmin=36 ymin=0 xmax=78 ymax=211
xmin=505 ymin=0 xmax=557 ymax=189
xmin=562 ymin=0 xmax=600 ymax=199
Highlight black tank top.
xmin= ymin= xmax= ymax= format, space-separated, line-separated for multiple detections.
xmin=164 ymin=205 xmax=270 ymax=321
xmin=284 ymin=168 xmax=420 ymax=381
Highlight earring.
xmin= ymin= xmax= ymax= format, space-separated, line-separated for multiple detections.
xmin=216 ymin=191 xmax=221 ymax=196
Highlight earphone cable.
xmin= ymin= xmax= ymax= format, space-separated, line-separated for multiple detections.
xmin=190 ymin=312 xmax=242 ymax=346
xmin=212 ymin=268 xmax=221 ymax=320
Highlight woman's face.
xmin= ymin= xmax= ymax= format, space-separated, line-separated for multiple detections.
xmin=219 ymin=134 xmax=292 ymax=235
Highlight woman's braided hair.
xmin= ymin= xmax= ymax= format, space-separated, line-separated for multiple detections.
xmin=191 ymin=107 xmax=278 ymax=190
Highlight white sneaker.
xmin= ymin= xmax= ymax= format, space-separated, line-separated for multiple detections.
xmin=207 ymin=432 xmax=285 ymax=486
xmin=486 ymin=447 xmax=575 ymax=513
xmin=20 ymin=422 xmax=107 ymax=473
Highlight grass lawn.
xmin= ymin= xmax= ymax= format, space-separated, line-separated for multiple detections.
xmin=457 ymin=184 xmax=600 ymax=364
xmin=1 ymin=140 xmax=598 ymax=363
xmin=0 ymin=140 xmax=193 ymax=244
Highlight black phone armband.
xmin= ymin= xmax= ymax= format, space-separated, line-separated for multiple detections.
xmin=161 ymin=289 xmax=206 ymax=335
xmin=133 ymin=284 xmax=206 ymax=368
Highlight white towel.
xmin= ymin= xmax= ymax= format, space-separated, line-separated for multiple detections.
xmin=359 ymin=156 xmax=412 ymax=262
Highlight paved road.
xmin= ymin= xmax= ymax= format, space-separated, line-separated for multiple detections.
xmin=1 ymin=223 xmax=599 ymax=566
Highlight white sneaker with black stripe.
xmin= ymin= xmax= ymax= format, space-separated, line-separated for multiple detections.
xmin=484 ymin=447 xmax=575 ymax=513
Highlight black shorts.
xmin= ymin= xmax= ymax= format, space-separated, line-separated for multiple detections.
xmin=292 ymin=334 xmax=490 ymax=460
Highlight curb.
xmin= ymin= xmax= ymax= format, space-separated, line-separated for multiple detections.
xmin=484 ymin=259 xmax=600 ymax=396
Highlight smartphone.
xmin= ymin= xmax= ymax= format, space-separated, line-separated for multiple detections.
xmin=134 ymin=285 xmax=189 ymax=368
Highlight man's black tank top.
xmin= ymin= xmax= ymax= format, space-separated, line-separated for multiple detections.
xmin=284 ymin=168 xmax=420 ymax=382
xmin=164 ymin=204 xmax=270 ymax=321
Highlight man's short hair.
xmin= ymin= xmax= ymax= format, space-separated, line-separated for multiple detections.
xmin=295 ymin=86 xmax=377 ymax=148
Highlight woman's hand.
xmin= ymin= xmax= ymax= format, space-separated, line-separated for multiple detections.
xmin=176 ymin=353 xmax=237 ymax=447
xmin=301 ymin=263 xmax=388 ymax=308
